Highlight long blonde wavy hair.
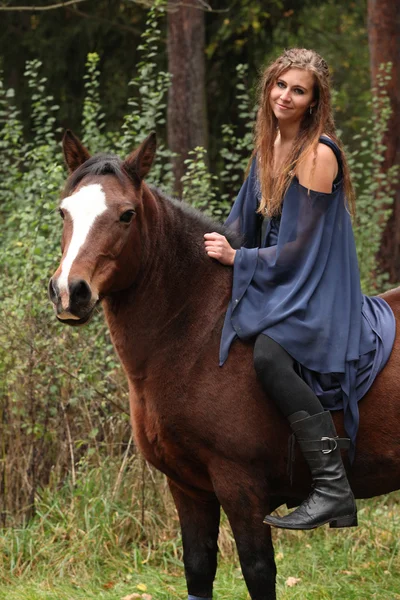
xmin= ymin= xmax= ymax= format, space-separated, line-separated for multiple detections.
xmin=254 ymin=48 xmax=355 ymax=217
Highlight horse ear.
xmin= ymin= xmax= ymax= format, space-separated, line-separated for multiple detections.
xmin=62 ymin=130 xmax=91 ymax=173
xmin=123 ymin=132 xmax=157 ymax=184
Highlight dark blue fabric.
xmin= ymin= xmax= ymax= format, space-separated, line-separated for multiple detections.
xmin=220 ymin=138 xmax=396 ymax=455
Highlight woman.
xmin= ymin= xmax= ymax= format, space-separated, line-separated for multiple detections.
xmin=204 ymin=48 xmax=395 ymax=530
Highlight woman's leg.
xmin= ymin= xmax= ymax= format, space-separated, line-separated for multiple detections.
xmin=253 ymin=334 xmax=323 ymax=417
xmin=253 ymin=334 xmax=357 ymax=530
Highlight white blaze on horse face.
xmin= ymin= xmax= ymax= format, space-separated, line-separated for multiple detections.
xmin=58 ymin=183 xmax=107 ymax=310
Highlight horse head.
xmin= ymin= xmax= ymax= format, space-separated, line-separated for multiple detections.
xmin=49 ymin=130 xmax=157 ymax=325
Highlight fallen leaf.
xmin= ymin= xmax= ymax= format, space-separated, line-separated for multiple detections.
xmin=137 ymin=584 xmax=147 ymax=592
xmin=275 ymin=552 xmax=284 ymax=561
xmin=103 ymin=582 xmax=115 ymax=590
xmin=286 ymin=576 xmax=301 ymax=587
xmin=121 ymin=594 xmax=141 ymax=600
xmin=142 ymin=595 xmax=153 ymax=600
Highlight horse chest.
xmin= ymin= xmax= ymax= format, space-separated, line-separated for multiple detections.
xmin=133 ymin=402 xmax=169 ymax=461
xmin=130 ymin=392 xmax=209 ymax=487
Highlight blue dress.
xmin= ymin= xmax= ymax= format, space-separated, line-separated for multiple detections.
xmin=220 ymin=137 xmax=395 ymax=458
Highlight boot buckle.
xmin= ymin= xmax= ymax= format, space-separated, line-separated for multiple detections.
xmin=321 ymin=437 xmax=338 ymax=454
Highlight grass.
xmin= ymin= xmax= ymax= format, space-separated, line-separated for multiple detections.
xmin=0 ymin=459 xmax=399 ymax=599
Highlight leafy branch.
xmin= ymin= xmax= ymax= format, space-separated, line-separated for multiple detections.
xmin=0 ymin=0 xmax=90 ymax=11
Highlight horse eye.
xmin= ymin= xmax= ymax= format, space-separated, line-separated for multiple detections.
xmin=120 ymin=210 xmax=136 ymax=223
xmin=58 ymin=208 xmax=65 ymax=219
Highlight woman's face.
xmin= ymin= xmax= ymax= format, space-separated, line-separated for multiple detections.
xmin=269 ymin=68 xmax=316 ymax=124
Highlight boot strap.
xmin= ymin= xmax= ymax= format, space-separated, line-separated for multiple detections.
xmin=298 ymin=436 xmax=350 ymax=454
xmin=287 ymin=435 xmax=350 ymax=485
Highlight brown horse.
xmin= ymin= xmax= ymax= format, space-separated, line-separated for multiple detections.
xmin=49 ymin=131 xmax=400 ymax=600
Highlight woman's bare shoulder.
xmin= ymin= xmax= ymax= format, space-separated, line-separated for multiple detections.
xmin=296 ymin=141 xmax=338 ymax=193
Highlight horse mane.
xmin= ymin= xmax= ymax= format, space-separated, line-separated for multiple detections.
xmin=62 ymin=153 xmax=127 ymax=198
xmin=150 ymin=186 xmax=242 ymax=249
xmin=62 ymin=153 xmax=243 ymax=249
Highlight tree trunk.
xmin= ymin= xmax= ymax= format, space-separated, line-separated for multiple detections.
xmin=368 ymin=0 xmax=400 ymax=282
xmin=167 ymin=0 xmax=208 ymax=197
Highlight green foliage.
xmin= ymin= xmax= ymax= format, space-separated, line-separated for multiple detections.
xmin=0 ymin=59 xmax=67 ymax=522
xmin=181 ymin=147 xmax=218 ymax=213
xmin=118 ymin=0 xmax=174 ymax=192
xmin=0 ymin=0 xmax=148 ymax=136
xmin=0 ymin=77 xmax=24 ymax=160
xmin=219 ymin=63 xmax=256 ymax=210
xmin=0 ymin=73 xmax=25 ymax=223
xmin=25 ymin=59 xmax=60 ymax=149
xmin=0 ymin=5 xmax=174 ymax=525
xmin=350 ymin=63 xmax=399 ymax=294
xmin=81 ymin=53 xmax=105 ymax=153
xmin=0 ymin=0 xmax=372 ymax=164
xmin=182 ymin=63 xmax=256 ymax=219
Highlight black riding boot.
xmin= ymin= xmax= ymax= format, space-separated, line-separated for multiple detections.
xmin=263 ymin=410 xmax=358 ymax=530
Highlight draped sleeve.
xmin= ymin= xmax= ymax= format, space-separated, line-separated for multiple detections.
xmin=224 ymin=156 xmax=262 ymax=247
xmin=220 ymin=164 xmax=364 ymax=375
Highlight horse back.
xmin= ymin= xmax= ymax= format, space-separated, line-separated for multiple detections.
xmin=346 ymin=286 xmax=400 ymax=497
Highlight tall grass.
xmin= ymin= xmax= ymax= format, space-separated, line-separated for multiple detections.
xmin=0 ymin=455 xmax=237 ymax=583
xmin=0 ymin=464 xmax=399 ymax=598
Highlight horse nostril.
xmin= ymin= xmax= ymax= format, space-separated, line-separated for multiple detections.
xmin=48 ymin=278 xmax=58 ymax=303
xmin=69 ymin=279 xmax=92 ymax=306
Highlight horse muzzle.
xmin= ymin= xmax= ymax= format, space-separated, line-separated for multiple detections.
xmin=48 ymin=277 xmax=99 ymax=326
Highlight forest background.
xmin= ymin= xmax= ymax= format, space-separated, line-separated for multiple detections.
xmin=0 ymin=0 xmax=400 ymax=599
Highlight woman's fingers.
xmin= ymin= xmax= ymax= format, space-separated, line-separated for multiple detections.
xmin=204 ymin=232 xmax=224 ymax=240
xmin=205 ymin=232 xmax=225 ymax=256
xmin=204 ymin=233 xmax=226 ymax=247
xmin=204 ymin=232 xmax=236 ymax=265
xmin=205 ymin=243 xmax=224 ymax=255
xmin=204 ymin=241 xmax=223 ymax=249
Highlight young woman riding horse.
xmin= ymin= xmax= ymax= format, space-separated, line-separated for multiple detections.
xmin=204 ymin=48 xmax=395 ymax=531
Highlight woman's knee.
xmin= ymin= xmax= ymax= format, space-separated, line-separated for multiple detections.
xmin=254 ymin=337 xmax=278 ymax=377
xmin=254 ymin=349 xmax=272 ymax=378
xmin=253 ymin=335 xmax=293 ymax=380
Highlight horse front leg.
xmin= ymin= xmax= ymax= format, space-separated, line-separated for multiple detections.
xmin=211 ymin=462 xmax=277 ymax=600
xmin=168 ymin=479 xmax=220 ymax=600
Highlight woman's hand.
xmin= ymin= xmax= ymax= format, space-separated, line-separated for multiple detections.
xmin=204 ymin=232 xmax=236 ymax=266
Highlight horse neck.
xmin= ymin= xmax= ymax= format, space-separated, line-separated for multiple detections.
xmin=103 ymin=190 xmax=232 ymax=378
